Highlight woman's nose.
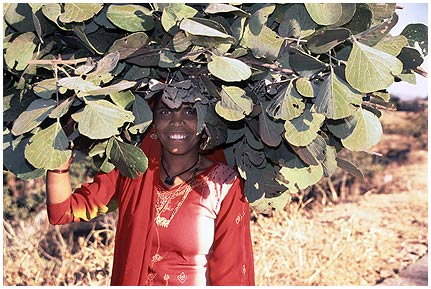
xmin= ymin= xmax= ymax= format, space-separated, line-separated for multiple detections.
xmin=170 ymin=113 xmax=185 ymax=126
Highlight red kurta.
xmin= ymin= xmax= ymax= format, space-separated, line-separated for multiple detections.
xmin=47 ymin=131 xmax=255 ymax=286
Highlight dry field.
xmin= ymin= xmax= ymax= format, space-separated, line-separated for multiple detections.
xmin=3 ymin=109 xmax=428 ymax=286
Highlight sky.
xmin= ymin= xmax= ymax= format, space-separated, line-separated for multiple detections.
xmin=387 ymin=2 xmax=429 ymax=100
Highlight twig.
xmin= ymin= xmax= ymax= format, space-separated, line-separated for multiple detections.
xmin=28 ymin=57 xmax=88 ymax=66
xmin=241 ymin=58 xmax=296 ymax=75
xmin=327 ymin=178 xmax=338 ymax=203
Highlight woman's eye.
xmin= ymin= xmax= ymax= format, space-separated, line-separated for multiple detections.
xmin=185 ymin=109 xmax=195 ymax=116
xmin=160 ymin=109 xmax=171 ymax=115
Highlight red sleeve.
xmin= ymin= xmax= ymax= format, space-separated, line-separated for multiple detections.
xmin=46 ymin=169 xmax=120 ymax=225
xmin=208 ymin=178 xmax=255 ymax=285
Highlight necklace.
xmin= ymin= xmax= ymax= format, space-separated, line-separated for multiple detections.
xmin=161 ymin=154 xmax=200 ymax=186
xmin=155 ymin=167 xmax=199 ymax=228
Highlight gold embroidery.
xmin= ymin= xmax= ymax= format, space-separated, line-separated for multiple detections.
xmin=163 ymin=274 xmax=170 ymax=285
xmin=177 ymin=272 xmax=187 ymax=284
xmin=155 ymin=168 xmax=208 ymax=228
xmin=155 ymin=178 xmax=194 ymax=228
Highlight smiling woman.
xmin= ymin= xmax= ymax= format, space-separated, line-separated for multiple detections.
xmin=45 ymin=94 xmax=255 ymax=286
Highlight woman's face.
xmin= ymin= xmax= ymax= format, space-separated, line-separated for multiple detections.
xmin=153 ymin=99 xmax=201 ymax=156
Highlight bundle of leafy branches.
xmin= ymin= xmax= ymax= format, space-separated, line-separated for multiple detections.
xmin=3 ymin=3 xmax=427 ymax=212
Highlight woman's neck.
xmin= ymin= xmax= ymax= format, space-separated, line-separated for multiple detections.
xmin=161 ymin=150 xmax=200 ymax=177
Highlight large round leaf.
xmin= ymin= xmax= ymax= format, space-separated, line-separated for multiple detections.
xmin=208 ymin=54 xmax=251 ymax=82
xmin=108 ymin=137 xmax=148 ymax=178
xmin=161 ymin=3 xmax=197 ymax=35
xmin=401 ymin=23 xmax=428 ymax=57
xmin=25 ymin=122 xmax=72 ymax=169
xmin=215 ymin=86 xmax=253 ymax=121
xmin=277 ymin=163 xmax=324 ymax=193
xmin=346 ymin=41 xmax=403 ymax=93
xmin=58 ymin=3 xmax=103 ymax=23
xmin=307 ymin=28 xmax=351 ymax=54
xmin=304 ymin=3 xmax=342 ymax=25
xmin=279 ymin=4 xmax=316 ymax=38
xmin=266 ymin=82 xmax=305 ymax=121
xmin=72 ymin=100 xmax=135 ymax=139
xmin=4 ymin=32 xmax=37 ymax=71
xmin=3 ymin=132 xmax=45 ymax=179
xmin=107 ymin=4 xmax=155 ymax=32
xmin=314 ymin=68 xmax=362 ymax=120
xmin=11 ymin=99 xmax=57 ymax=136
xmin=341 ymin=108 xmax=383 ymax=151
xmin=284 ymin=106 xmax=325 ymax=147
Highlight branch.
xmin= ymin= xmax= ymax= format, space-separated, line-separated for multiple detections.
xmin=241 ymin=58 xmax=296 ymax=75
xmin=28 ymin=57 xmax=89 ymax=66
xmin=415 ymin=66 xmax=428 ymax=78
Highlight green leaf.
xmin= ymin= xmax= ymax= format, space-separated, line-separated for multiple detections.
xmin=161 ymin=3 xmax=197 ymax=35
xmin=5 ymin=32 xmax=37 ymax=71
xmin=397 ymin=47 xmax=424 ymax=70
xmin=108 ymin=32 xmax=149 ymax=59
xmin=277 ymin=163 xmax=324 ymax=193
xmin=356 ymin=13 xmax=398 ymax=46
xmin=284 ymin=105 xmax=325 ymax=147
xmin=289 ymin=48 xmax=327 ymax=78
xmin=344 ymin=4 xmax=373 ymax=34
xmin=110 ymin=90 xmax=135 ymax=109
xmin=25 ymin=122 xmax=72 ymax=169
xmin=346 ymin=40 xmax=403 ymax=93
xmin=304 ymin=3 xmax=342 ymax=25
xmin=205 ymin=3 xmax=250 ymax=16
xmin=215 ymin=86 xmax=253 ymax=121
xmin=72 ymin=100 xmax=135 ymax=139
xmin=59 ymin=3 xmax=103 ymax=23
xmin=279 ymin=4 xmax=316 ymax=38
xmin=341 ymin=108 xmax=382 ymax=151
xmin=374 ymin=35 xmax=408 ymax=56
xmin=243 ymin=163 xmax=287 ymax=204
xmin=240 ymin=5 xmax=283 ymax=61
xmin=81 ymin=80 xmax=136 ymax=97
xmin=307 ymin=28 xmax=351 ymax=54
xmin=4 ymin=3 xmax=35 ymax=32
xmin=368 ymin=3 xmax=396 ymax=22
xmin=259 ymin=102 xmax=284 ymax=147
xmin=295 ymin=77 xmax=314 ymax=98
xmin=58 ymin=76 xmax=100 ymax=93
xmin=326 ymin=115 xmax=358 ymax=139
xmin=108 ymin=137 xmax=148 ymax=178
xmin=201 ymin=104 xmax=228 ymax=150
xmin=328 ymin=3 xmax=356 ymax=28
xmin=3 ymin=132 xmax=45 ymax=179
xmin=336 ymin=157 xmax=364 ymax=178
xmin=107 ymin=4 xmax=155 ymax=32
xmin=11 ymin=99 xmax=57 ymax=136
xmin=180 ymin=17 xmax=234 ymax=40
xmin=49 ymin=95 xmax=76 ymax=119
xmin=266 ymin=82 xmax=305 ymax=121
xmin=315 ymin=67 xmax=362 ymax=120
xmin=208 ymin=54 xmax=251 ymax=82
xmin=401 ymin=23 xmax=428 ymax=56
xmin=33 ymin=78 xmax=58 ymax=99
xmin=129 ymin=95 xmax=153 ymax=134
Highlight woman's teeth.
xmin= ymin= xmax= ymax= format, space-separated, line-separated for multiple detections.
xmin=169 ymin=134 xmax=187 ymax=140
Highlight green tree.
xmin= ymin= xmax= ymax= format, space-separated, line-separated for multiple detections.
xmin=3 ymin=3 xmax=427 ymax=212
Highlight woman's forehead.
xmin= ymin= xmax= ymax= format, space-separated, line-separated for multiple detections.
xmin=155 ymin=100 xmax=194 ymax=110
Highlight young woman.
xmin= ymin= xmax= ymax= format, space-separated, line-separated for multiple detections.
xmin=46 ymin=96 xmax=255 ymax=286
